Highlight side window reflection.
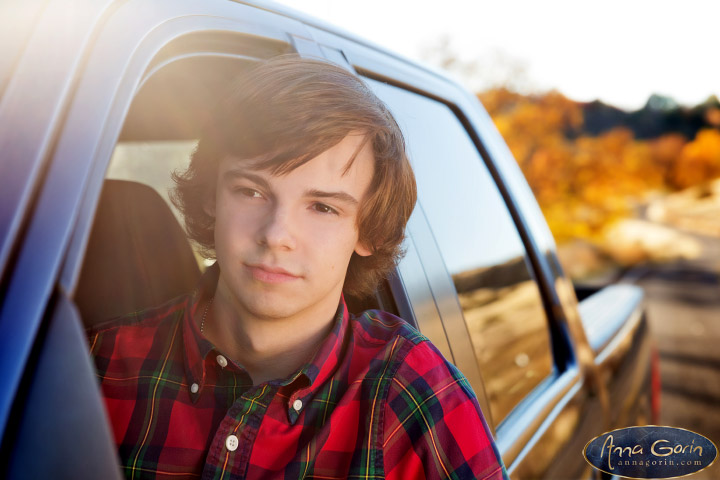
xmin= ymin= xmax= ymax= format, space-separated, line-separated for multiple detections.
xmin=366 ymin=78 xmax=554 ymax=425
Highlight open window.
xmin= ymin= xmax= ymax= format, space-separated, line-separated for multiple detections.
xmin=74 ymin=37 xmax=275 ymax=325
xmin=72 ymin=32 xmax=400 ymax=327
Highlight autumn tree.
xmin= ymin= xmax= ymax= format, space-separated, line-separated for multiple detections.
xmin=479 ymin=89 xmax=720 ymax=243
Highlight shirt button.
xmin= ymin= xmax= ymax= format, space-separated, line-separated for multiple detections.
xmin=225 ymin=434 xmax=239 ymax=452
xmin=216 ymin=355 xmax=228 ymax=368
xmin=293 ymin=399 xmax=303 ymax=412
xmin=190 ymin=383 xmax=199 ymax=394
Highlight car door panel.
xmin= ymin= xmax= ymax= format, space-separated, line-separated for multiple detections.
xmin=4 ymin=290 xmax=122 ymax=479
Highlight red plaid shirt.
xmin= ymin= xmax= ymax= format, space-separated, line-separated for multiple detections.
xmin=88 ymin=265 xmax=508 ymax=479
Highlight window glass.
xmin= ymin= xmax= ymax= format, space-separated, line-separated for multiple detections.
xmin=366 ymin=78 xmax=553 ymax=424
xmin=107 ymin=142 xmax=196 ymax=230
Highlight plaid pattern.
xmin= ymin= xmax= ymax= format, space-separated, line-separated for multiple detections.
xmin=88 ymin=265 xmax=508 ymax=479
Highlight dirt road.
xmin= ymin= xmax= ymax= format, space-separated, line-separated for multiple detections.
xmin=627 ymin=225 xmax=720 ymax=478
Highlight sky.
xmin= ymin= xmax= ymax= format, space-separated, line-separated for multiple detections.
xmin=273 ymin=0 xmax=720 ymax=111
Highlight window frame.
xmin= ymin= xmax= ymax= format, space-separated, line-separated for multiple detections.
xmin=366 ymin=75 xmax=560 ymax=425
xmin=363 ymin=67 xmax=582 ymax=471
xmin=360 ymin=72 xmax=568 ymax=424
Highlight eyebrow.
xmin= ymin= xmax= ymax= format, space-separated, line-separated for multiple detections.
xmin=223 ymin=168 xmax=359 ymax=206
xmin=305 ymin=189 xmax=359 ymax=206
xmin=222 ymin=169 xmax=270 ymax=190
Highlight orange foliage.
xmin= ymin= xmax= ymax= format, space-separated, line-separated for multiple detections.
xmin=672 ymin=129 xmax=720 ymax=188
xmin=479 ymin=88 xmax=720 ymax=243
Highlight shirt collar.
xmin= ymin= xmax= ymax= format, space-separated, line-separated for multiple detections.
xmin=181 ymin=263 xmax=351 ymax=408
xmin=284 ymin=295 xmax=350 ymax=389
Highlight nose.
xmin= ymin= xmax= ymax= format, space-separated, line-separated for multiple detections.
xmin=255 ymin=204 xmax=296 ymax=250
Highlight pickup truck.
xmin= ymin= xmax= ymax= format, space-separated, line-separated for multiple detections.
xmin=0 ymin=0 xmax=658 ymax=478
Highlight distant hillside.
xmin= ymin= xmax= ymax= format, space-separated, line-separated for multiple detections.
xmin=478 ymin=87 xmax=720 ymax=243
xmin=580 ymin=94 xmax=720 ymax=140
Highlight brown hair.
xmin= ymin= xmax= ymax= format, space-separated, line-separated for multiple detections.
xmin=171 ymin=55 xmax=416 ymax=298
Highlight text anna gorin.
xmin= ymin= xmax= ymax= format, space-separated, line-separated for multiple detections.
xmin=584 ymin=426 xmax=717 ymax=479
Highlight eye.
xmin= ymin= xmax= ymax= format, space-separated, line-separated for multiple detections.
xmin=235 ymin=187 xmax=263 ymax=199
xmin=312 ymin=203 xmax=339 ymax=215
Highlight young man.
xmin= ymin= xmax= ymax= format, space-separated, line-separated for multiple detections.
xmin=88 ymin=55 xmax=508 ymax=480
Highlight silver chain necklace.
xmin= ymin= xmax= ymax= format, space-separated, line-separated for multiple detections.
xmin=200 ymin=296 xmax=214 ymax=334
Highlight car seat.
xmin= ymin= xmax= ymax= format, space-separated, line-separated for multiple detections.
xmin=75 ymin=179 xmax=201 ymax=326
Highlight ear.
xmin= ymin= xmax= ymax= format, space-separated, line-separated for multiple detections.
xmin=354 ymin=242 xmax=372 ymax=257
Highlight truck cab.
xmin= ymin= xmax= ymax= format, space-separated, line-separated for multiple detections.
xmin=0 ymin=1 xmax=657 ymax=478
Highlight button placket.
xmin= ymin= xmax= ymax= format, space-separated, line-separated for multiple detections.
xmin=210 ymin=384 xmax=276 ymax=473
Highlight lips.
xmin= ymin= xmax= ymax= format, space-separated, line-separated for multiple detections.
xmin=245 ymin=263 xmax=301 ymax=284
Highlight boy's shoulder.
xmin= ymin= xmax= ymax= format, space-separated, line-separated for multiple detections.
xmin=350 ymin=309 xmax=470 ymax=391
xmin=349 ymin=309 xmax=428 ymax=348
xmin=352 ymin=310 xmax=505 ymax=479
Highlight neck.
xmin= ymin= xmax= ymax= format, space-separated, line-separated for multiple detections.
xmin=200 ymin=282 xmax=340 ymax=385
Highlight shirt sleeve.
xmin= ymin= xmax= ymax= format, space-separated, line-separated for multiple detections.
xmin=382 ymin=340 xmax=509 ymax=480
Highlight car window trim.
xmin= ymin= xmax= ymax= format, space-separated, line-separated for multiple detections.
xmin=355 ymin=65 xmax=576 ymax=373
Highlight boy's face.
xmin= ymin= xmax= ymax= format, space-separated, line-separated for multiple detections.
xmin=210 ymin=133 xmax=374 ymax=322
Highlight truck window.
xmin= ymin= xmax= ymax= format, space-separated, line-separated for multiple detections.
xmin=74 ymin=53 xmax=259 ymax=325
xmin=365 ymin=78 xmax=554 ymax=425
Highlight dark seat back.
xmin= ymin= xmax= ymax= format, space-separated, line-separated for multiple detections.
xmin=75 ymin=179 xmax=201 ymax=326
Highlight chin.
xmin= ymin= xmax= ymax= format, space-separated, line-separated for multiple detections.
xmin=225 ymin=272 xmax=294 ymax=313
xmin=240 ymin=291 xmax=306 ymax=320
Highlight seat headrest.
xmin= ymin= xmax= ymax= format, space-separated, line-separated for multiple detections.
xmin=75 ymin=179 xmax=201 ymax=326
